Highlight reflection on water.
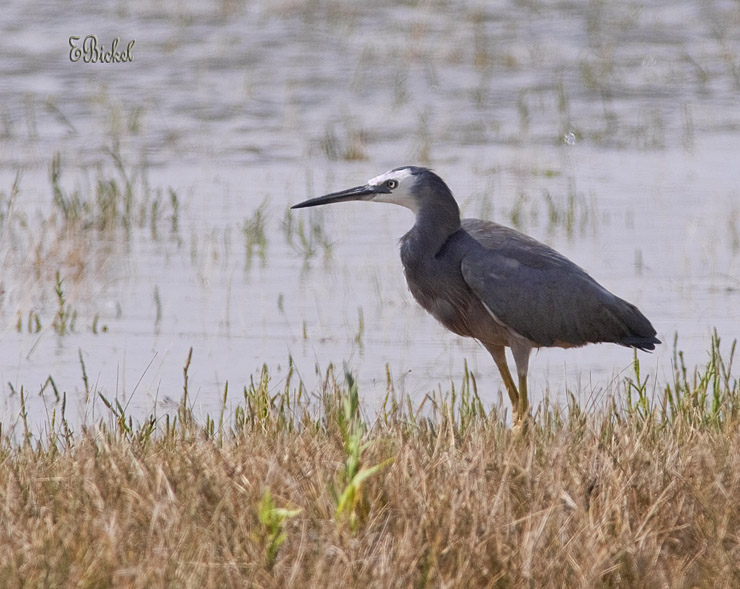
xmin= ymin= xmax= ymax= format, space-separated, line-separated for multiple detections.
xmin=0 ymin=1 xmax=738 ymax=428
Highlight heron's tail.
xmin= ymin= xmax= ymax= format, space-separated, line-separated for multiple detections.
xmin=619 ymin=334 xmax=661 ymax=351
xmin=614 ymin=300 xmax=660 ymax=351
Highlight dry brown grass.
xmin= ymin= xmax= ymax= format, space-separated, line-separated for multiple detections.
xmin=1 ymin=346 xmax=739 ymax=588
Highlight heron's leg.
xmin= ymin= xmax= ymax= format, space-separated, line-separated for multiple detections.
xmin=483 ymin=343 xmax=519 ymax=412
xmin=510 ymin=341 xmax=532 ymax=421
xmin=517 ymin=375 xmax=529 ymax=419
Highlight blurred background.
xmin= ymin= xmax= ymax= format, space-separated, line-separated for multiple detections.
xmin=0 ymin=0 xmax=738 ymax=429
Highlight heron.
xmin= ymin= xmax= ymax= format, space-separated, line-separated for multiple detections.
xmin=291 ymin=166 xmax=659 ymax=428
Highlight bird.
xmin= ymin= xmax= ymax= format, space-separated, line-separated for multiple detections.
xmin=291 ymin=166 xmax=660 ymax=429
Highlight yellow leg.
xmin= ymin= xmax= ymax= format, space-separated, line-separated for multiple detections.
xmin=484 ymin=342 xmax=533 ymax=431
xmin=517 ymin=374 xmax=529 ymax=420
xmin=509 ymin=342 xmax=532 ymax=428
xmin=484 ymin=344 xmax=519 ymax=412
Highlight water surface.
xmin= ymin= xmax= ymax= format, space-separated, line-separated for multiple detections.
xmin=1 ymin=0 xmax=738 ymax=429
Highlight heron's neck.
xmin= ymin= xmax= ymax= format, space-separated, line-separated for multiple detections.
xmin=409 ymin=199 xmax=461 ymax=257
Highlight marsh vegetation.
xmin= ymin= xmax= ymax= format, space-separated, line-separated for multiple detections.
xmin=1 ymin=340 xmax=739 ymax=587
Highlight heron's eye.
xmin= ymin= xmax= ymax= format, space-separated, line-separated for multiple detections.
xmin=386 ymin=179 xmax=398 ymax=189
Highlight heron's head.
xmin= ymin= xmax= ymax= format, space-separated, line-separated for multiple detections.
xmin=291 ymin=166 xmax=438 ymax=214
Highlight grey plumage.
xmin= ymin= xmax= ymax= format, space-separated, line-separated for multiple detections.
xmin=291 ymin=166 xmax=659 ymax=427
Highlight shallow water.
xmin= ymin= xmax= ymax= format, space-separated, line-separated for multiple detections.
xmin=1 ymin=1 xmax=738 ymax=429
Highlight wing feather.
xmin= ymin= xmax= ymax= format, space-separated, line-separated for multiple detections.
xmin=458 ymin=219 xmax=658 ymax=349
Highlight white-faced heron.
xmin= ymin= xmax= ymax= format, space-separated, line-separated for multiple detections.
xmin=291 ymin=166 xmax=660 ymax=428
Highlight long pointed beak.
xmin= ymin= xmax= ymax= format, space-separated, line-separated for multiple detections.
xmin=290 ymin=185 xmax=378 ymax=209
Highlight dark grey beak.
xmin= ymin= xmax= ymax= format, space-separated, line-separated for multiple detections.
xmin=291 ymin=185 xmax=378 ymax=209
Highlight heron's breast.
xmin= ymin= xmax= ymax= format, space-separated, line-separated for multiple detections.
xmin=403 ymin=268 xmax=477 ymax=337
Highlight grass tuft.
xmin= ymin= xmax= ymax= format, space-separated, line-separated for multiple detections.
xmin=0 ymin=336 xmax=738 ymax=586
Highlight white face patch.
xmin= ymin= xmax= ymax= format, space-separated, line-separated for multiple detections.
xmin=368 ymin=167 xmax=415 ymax=187
xmin=366 ymin=167 xmax=419 ymax=213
